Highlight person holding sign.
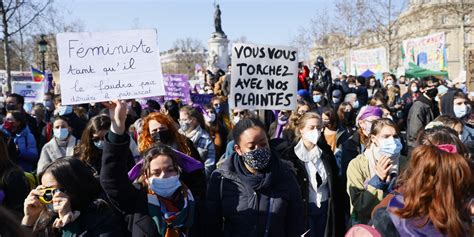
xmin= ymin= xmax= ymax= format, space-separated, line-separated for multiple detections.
xmin=138 ymin=112 xmax=206 ymax=200
xmin=100 ymin=101 xmax=197 ymax=236
xmin=204 ymin=117 xmax=305 ymax=237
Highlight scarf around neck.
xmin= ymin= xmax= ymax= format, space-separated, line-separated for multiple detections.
xmin=147 ymin=185 xmax=195 ymax=237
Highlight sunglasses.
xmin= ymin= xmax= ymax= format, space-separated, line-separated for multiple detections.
xmin=37 ymin=188 xmax=65 ymax=204
xmin=233 ymin=111 xmax=246 ymax=117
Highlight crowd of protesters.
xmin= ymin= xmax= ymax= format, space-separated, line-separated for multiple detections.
xmin=0 ymin=56 xmax=473 ymax=237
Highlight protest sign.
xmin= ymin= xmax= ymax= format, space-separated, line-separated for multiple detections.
xmin=12 ymin=81 xmax=45 ymax=102
xmin=163 ymin=74 xmax=191 ymax=104
xmin=230 ymin=43 xmax=298 ymax=110
xmin=402 ymin=32 xmax=447 ymax=72
xmin=350 ymin=47 xmax=387 ymax=76
xmin=190 ymin=93 xmax=213 ymax=106
xmin=56 ymin=29 xmax=165 ymax=105
xmin=467 ymin=49 xmax=474 ymax=92
xmin=331 ymin=57 xmax=346 ymax=78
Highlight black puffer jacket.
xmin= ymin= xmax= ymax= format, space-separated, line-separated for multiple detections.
xmin=204 ymin=151 xmax=305 ymax=237
xmin=282 ymin=139 xmax=345 ymax=237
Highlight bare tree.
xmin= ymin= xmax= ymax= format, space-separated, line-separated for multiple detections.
xmin=365 ymin=0 xmax=409 ymax=69
xmin=442 ymin=0 xmax=474 ymax=71
xmin=163 ymin=37 xmax=206 ymax=77
xmin=333 ymin=0 xmax=368 ymax=51
xmin=291 ymin=26 xmax=312 ymax=65
xmin=0 ymin=0 xmax=52 ymax=92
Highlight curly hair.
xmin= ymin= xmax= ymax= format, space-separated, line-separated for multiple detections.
xmin=138 ymin=112 xmax=192 ymax=156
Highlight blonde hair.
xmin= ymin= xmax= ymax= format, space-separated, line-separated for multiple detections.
xmin=294 ymin=112 xmax=321 ymax=142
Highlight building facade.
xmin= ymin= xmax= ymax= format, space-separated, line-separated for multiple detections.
xmin=311 ymin=0 xmax=474 ymax=79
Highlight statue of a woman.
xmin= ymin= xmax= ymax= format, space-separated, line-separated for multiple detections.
xmin=214 ymin=4 xmax=224 ymax=34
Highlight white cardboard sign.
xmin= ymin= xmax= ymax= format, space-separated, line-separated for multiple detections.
xmin=230 ymin=43 xmax=298 ymax=110
xmin=56 ymin=29 xmax=165 ymax=105
xmin=12 ymin=81 xmax=45 ymax=102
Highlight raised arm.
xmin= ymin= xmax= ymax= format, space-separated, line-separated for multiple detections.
xmin=100 ymin=100 xmax=142 ymax=214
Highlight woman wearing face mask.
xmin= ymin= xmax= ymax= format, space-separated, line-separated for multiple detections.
xmin=366 ymin=76 xmax=380 ymax=99
xmin=205 ymin=117 xmax=305 ymax=237
xmin=268 ymin=110 xmax=291 ymax=139
xmin=347 ymin=118 xmax=406 ymax=225
xmin=179 ymin=106 xmax=216 ymax=179
xmin=440 ymin=90 xmax=473 ymax=141
xmin=74 ymin=115 xmax=137 ymax=177
xmin=383 ymin=74 xmax=397 ymax=89
xmin=211 ymin=96 xmax=232 ymax=131
xmin=22 ymin=157 xmax=121 ymax=236
xmin=339 ymin=106 xmax=382 ymax=222
xmin=282 ymin=112 xmax=344 ymax=237
xmin=203 ymin=103 xmax=227 ymax=159
xmin=139 ymin=112 xmax=205 ymax=199
xmin=38 ymin=116 xmax=78 ymax=173
xmin=336 ymin=102 xmax=356 ymax=136
xmin=100 ymin=101 xmax=199 ymax=236
xmin=322 ymin=109 xmax=350 ymax=154
xmin=0 ymin=111 xmax=38 ymax=172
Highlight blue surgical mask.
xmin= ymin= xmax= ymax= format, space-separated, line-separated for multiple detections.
xmin=453 ymin=105 xmax=467 ymax=118
xmin=410 ymin=86 xmax=418 ymax=93
xmin=53 ymin=128 xmax=69 ymax=140
xmin=179 ymin=120 xmax=191 ymax=132
xmin=58 ymin=105 xmax=73 ymax=116
xmin=148 ymin=175 xmax=181 ymax=198
xmin=94 ymin=140 xmax=104 ymax=150
xmin=352 ymin=100 xmax=360 ymax=109
xmin=44 ymin=100 xmax=53 ymax=110
xmin=378 ymin=138 xmax=402 ymax=158
xmin=313 ymin=95 xmax=322 ymax=103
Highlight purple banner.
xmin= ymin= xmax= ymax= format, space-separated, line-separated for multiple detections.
xmin=163 ymin=74 xmax=191 ymax=104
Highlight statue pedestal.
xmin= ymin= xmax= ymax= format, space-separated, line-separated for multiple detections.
xmin=207 ymin=32 xmax=230 ymax=71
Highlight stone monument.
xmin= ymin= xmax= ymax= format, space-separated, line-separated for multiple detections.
xmin=207 ymin=4 xmax=229 ymax=71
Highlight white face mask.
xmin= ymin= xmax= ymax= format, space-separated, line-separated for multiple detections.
xmin=232 ymin=116 xmax=240 ymax=125
xmin=302 ymin=129 xmax=321 ymax=145
xmin=148 ymin=175 xmax=181 ymax=198
xmin=204 ymin=113 xmax=216 ymax=123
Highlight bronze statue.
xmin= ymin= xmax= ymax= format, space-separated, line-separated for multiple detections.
xmin=214 ymin=4 xmax=224 ymax=34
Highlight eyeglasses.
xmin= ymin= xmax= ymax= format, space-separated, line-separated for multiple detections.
xmin=37 ymin=188 xmax=65 ymax=204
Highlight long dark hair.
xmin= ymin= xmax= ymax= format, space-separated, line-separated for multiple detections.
xmin=164 ymin=100 xmax=180 ymax=123
xmin=34 ymin=157 xmax=101 ymax=236
xmin=74 ymin=115 xmax=110 ymax=165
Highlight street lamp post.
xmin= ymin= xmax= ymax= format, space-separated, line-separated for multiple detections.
xmin=38 ymin=35 xmax=48 ymax=72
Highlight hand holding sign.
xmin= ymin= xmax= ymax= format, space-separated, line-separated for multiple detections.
xmin=56 ymin=29 xmax=166 ymax=105
xmin=230 ymin=43 xmax=298 ymax=110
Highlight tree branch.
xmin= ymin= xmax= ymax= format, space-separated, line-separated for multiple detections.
xmin=7 ymin=0 xmax=50 ymax=36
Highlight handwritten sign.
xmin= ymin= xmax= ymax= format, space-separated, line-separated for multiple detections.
xmin=467 ymin=49 xmax=474 ymax=92
xmin=12 ymin=81 xmax=45 ymax=102
xmin=350 ymin=47 xmax=387 ymax=75
xmin=402 ymin=32 xmax=446 ymax=71
xmin=190 ymin=93 xmax=213 ymax=106
xmin=163 ymin=74 xmax=191 ymax=104
xmin=230 ymin=43 xmax=298 ymax=110
xmin=56 ymin=29 xmax=165 ymax=105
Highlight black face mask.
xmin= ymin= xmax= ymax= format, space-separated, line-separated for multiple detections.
xmin=152 ymin=130 xmax=171 ymax=144
xmin=425 ymin=87 xmax=438 ymax=99
xmin=344 ymin=111 xmax=354 ymax=124
xmin=5 ymin=104 xmax=18 ymax=111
